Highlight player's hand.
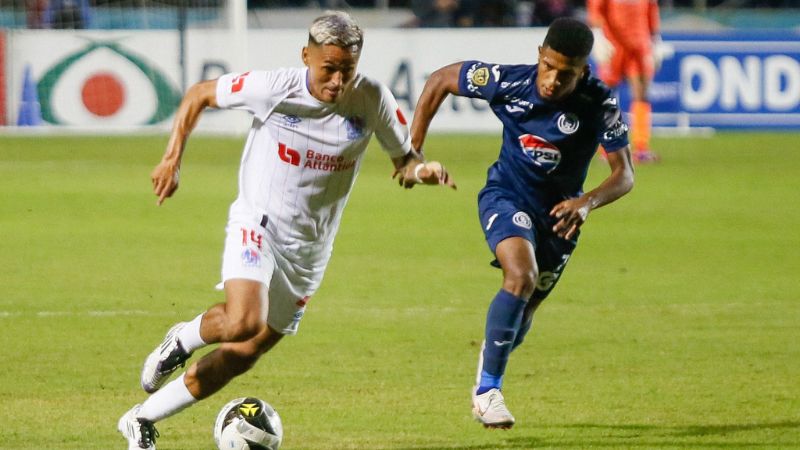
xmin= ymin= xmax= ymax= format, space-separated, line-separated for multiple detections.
xmin=591 ymin=29 xmax=614 ymax=65
xmin=393 ymin=161 xmax=457 ymax=190
xmin=150 ymin=159 xmax=181 ymax=205
xmin=549 ymin=197 xmax=590 ymax=240
xmin=651 ymin=35 xmax=673 ymax=73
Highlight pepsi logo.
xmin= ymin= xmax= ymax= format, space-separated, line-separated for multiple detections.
xmin=518 ymin=134 xmax=561 ymax=173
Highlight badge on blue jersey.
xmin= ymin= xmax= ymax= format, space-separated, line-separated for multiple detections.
xmin=556 ymin=113 xmax=580 ymax=134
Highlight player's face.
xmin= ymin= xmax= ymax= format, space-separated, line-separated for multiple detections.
xmin=302 ymin=43 xmax=360 ymax=103
xmin=536 ymin=46 xmax=588 ymax=102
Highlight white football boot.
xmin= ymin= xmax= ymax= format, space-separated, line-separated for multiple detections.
xmin=140 ymin=322 xmax=191 ymax=393
xmin=118 ymin=405 xmax=159 ymax=450
xmin=472 ymin=388 xmax=515 ymax=429
xmin=472 ymin=341 xmax=515 ymax=428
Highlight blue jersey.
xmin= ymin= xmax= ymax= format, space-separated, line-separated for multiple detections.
xmin=458 ymin=61 xmax=629 ymax=215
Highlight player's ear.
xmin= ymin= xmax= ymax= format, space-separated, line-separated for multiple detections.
xmin=301 ymin=46 xmax=309 ymax=66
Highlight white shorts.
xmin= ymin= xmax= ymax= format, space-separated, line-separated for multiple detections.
xmin=218 ymin=215 xmax=321 ymax=335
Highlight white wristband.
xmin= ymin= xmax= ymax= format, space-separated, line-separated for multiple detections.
xmin=413 ymin=163 xmax=425 ymax=184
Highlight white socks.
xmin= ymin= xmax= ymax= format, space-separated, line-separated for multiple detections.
xmin=138 ymin=373 xmax=198 ymax=422
xmin=177 ymin=313 xmax=207 ymax=353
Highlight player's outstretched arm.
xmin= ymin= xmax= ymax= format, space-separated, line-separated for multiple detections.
xmin=550 ymin=145 xmax=634 ymax=239
xmin=391 ymin=151 xmax=456 ymax=190
xmin=151 ymin=80 xmax=219 ymax=205
xmin=409 ymin=62 xmax=463 ymax=154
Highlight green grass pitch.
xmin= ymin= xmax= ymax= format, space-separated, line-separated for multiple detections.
xmin=0 ymin=132 xmax=798 ymax=449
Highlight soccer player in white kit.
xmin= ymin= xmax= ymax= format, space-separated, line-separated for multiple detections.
xmin=118 ymin=11 xmax=455 ymax=450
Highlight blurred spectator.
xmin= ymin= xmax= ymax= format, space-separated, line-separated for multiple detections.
xmin=43 ymin=0 xmax=92 ymax=28
xmin=588 ymin=0 xmax=662 ymax=163
xmin=26 ymin=0 xmax=48 ymax=28
xmin=463 ymin=0 xmax=517 ymax=26
xmin=408 ymin=0 xmax=474 ymax=27
xmin=531 ymin=0 xmax=574 ymax=25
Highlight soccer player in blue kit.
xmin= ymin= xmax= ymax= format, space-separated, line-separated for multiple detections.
xmin=410 ymin=18 xmax=635 ymax=428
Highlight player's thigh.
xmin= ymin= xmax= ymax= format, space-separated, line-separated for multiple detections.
xmin=495 ymin=237 xmax=538 ymax=280
xmin=478 ymin=188 xmax=537 ymax=255
xmin=625 ymin=47 xmax=655 ymax=90
xmin=219 ymin=216 xmax=279 ymax=324
xmin=601 ymin=45 xmax=628 ymax=87
xmin=264 ymin=252 xmax=317 ymax=336
xmin=223 ymin=278 xmax=269 ymax=325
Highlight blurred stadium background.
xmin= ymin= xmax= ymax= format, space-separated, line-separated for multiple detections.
xmin=0 ymin=0 xmax=798 ymax=132
xmin=1 ymin=1 xmax=799 ymax=449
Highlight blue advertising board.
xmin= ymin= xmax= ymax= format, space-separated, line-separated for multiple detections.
xmin=609 ymin=30 xmax=800 ymax=129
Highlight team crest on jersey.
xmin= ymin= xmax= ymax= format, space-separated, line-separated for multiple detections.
xmin=518 ymin=134 xmax=561 ymax=173
xmin=557 ymin=113 xmax=580 ymax=135
xmin=241 ymin=248 xmax=261 ymax=267
xmin=345 ymin=116 xmax=365 ymax=140
xmin=471 ymin=67 xmax=490 ymax=86
xmin=465 ymin=63 xmax=485 ymax=93
xmin=512 ymin=212 xmax=532 ymax=229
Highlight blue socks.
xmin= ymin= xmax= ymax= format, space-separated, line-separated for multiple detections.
xmin=476 ymin=289 xmax=526 ymax=394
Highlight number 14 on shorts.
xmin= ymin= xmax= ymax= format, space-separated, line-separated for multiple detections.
xmin=241 ymin=228 xmax=263 ymax=250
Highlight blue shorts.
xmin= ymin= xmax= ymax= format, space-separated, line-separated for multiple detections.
xmin=478 ymin=187 xmax=578 ymax=301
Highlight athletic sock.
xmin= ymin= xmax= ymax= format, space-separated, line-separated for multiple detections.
xmin=511 ymin=316 xmax=533 ymax=351
xmin=631 ymin=100 xmax=652 ymax=152
xmin=138 ymin=373 xmax=198 ymax=422
xmin=177 ymin=313 xmax=206 ymax=353
xmin=476 ymin=289 xmax=526 ymax=394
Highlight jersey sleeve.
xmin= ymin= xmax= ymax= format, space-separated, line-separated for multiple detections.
xmin=215 ymin=70 xmax=291 ymax=120
xmin=596 ymin=94 xmax=630 ymax=152
xmin=372 ymin=82 xmax=412 ymax=159
xmin=458 ymin=61 xmax=503 ymax=102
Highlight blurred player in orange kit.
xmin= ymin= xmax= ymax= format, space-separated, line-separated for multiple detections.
xmin=588 ymin=0 xmax=662 ymax=163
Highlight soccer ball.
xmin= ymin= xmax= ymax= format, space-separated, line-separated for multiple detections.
xmin=213 ymin=397 xmax=283 ymax=450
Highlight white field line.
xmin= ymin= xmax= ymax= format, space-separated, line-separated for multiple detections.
xmin=0 ymin=310 xmax=173 ymax=318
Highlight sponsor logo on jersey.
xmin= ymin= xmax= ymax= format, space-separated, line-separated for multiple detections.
xmin=491 ymin=65 xmax=501 ymax=82
xmin=505 ymin=96 xmax=533 ymax=110
xmin=512 ymin=211 xmax=532 ymax=229
xmin=345 ymin=115 xmax=365 ymax=140
xmin=465 ymin=63 xmax=485 ymax=93
xmin=230 ymin=71 xmax=250 ymax=93
xmin=283 ymin=114 xmax=301 ymax=127
xmin=304 ymin=149 xmax=357 ymax=172
xmin=500 ymin=79 xmax=531 ymax=89
xmin=278 ymin=142 xmax=301 ymax=166
xmin=602 ymin=119 xmax=629 ymax=142
xmin=557 ymin=113 xmax=580 ymax=135
xmin=241 ymin=248 xmax=261 ymax=267
xmin=518 ymin=134 xmax=561 ymax=173
xmin=505 ymin=105 xmax=526 ymax=114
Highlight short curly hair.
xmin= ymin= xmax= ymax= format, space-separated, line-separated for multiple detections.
xmin=543 ymin=18 xmax=594 ymax=59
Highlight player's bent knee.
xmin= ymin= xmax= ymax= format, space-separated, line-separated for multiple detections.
xmin=502 ymin=268 xmax=537 ymax=299
xmin=224 ymin=317 xmax=267 ymax=343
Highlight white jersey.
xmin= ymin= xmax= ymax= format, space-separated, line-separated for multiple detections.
xmin=215 ymin=68 xmax=411 ymax=272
